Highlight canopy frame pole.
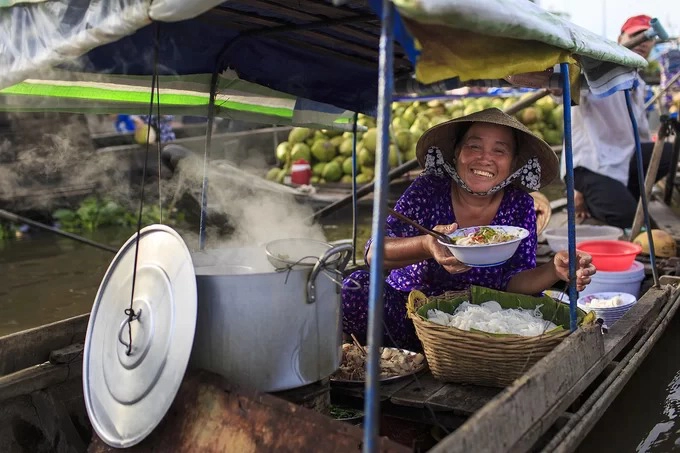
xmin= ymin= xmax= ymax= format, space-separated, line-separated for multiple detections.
xmin=625 ymin=90 xmax=660 ymax=287
xmin=363 ymin=1 xmax=394 ymax=451
xmin=559 ymin=63 xmax=578 ymax=331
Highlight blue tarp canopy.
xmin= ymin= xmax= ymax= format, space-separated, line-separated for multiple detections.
xmin=1 ymin=0 xmax=647 ymax=117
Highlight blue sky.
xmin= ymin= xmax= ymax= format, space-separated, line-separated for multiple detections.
xmin=538 ymin=0 xmax=679 ymax=41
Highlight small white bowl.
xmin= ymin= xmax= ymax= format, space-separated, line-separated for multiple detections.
xmin=542 ymin=225 xmax=623 ymax=253
xmin=577 ymin=292 xmax=637 ymax=310
xmin=437 ymin=225 xmax=529 ymax=267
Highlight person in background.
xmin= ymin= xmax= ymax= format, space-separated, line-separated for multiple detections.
xmin=342 ymin=108 xmax=596 ymax=351
xmin=114 ymin=114 xmax=177 ymax=144
xmin=133 ymin=115 xmax=177 ymax=143
xmin=564 ymin=15 xmax=674 ymax=229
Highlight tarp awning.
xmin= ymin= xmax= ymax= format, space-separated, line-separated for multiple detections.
xmin=0 ymin=0 xmax=649 ymax=116
xmin=0 ymin=71 xmax=361 ymax=131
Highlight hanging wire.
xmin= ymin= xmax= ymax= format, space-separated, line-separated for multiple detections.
xmin=198 ymin=70 xmax=219 ymax=250
xmin=625 ymin=89 xmax=660 ymax=287
xmin=154 ymin=25 xmax=163 ymax=225
xmin=351 ymin=111 xmax=359 ymax=267
xmin=124 ymin=23 xmax=161 ymax=356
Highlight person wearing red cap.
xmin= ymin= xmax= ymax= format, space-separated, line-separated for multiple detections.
xmin=561 ymin=14 xmax=673 ymax=230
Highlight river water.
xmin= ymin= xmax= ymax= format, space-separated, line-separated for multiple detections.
xmin=2 ymin=204 xmax=680 ymax=451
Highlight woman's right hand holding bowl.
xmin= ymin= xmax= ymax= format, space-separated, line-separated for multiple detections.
xmin=424 ymin=223 xmax=471 ymax=274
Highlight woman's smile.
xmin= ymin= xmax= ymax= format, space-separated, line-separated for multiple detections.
xmin=455 ymin=123 xmax=515 ymax=192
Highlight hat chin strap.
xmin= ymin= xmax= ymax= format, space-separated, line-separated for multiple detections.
xmin=423 ymin=146 xmax=541 ymax=195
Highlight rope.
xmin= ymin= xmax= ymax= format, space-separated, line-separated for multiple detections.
xmin=124 ymin=23 xmax=161 ymax=356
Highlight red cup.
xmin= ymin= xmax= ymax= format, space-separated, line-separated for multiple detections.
xmin=290 ymin=159 xmax=312 ymax=185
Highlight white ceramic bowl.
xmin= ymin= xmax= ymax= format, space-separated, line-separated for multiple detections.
xmin=265 ymin=238 xmax=333 ymax=269
xmin=577 ymin=292 xmax=637 ymax=310
xmin=542 ymin=225 xmax=623 ymax=253
xmin=437 ymin=225 xmax=529 ymax=267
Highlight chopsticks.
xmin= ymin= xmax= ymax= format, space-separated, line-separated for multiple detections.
xmin=350 ymin=333 xmax=368 ymax=356
xmin=386 ymin=207 xmax=454 ymax=244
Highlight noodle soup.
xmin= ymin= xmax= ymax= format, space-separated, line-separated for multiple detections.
xmin=438 ymin=225 xmax=529 ymax=267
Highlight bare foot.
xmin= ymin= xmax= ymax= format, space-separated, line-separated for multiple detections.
xmin=574 ymin=190 xmax=590 ymax=222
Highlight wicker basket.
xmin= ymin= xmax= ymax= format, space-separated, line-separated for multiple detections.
xmin=406 ymin=286 xmax=588 ymax=387
xmin=530 ymin=191 xmax=552 ymax=236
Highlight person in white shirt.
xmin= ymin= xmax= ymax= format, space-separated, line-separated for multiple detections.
xmin=562 ymin=15 xmax=673 ymax=229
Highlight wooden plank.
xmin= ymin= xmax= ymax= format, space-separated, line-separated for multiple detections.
xmin=331 ymin=375 xmax=417 ymax=402
xmin=0 ymin=314 xmax=89 ymax=376
xmin=425 ymin=384 xmax=502 ymax=416
xmin=429 ymin=286 xmax=671 ymax=453
xmin=602 ymin=285 xmax=671 ymax=356
xmin=88 ymin=370 xmax=410 ymax=453
xmin=499 ymin=287 xmax=669 ymax=452
xmin=543 ymin=287 xmax=680 ymax=452
xmin=390 ymin=373 xmax=446 ymax=408
xmin=0 ymin=359 xmax=83 ymax=403
xmin=648 ymin=200 xmax=680 ymax=241
xmin=428 ymin=325 xmax=604 ymax=453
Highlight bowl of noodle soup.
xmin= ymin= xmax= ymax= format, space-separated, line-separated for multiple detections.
xmin=437 ymin=225 xmax=529 ymax=267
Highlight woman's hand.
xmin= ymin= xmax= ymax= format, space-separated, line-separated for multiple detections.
xmin=423 ymin=223 xmax=471 ymax=275
xmin=553 ymin=251 xmax=596 ymax=291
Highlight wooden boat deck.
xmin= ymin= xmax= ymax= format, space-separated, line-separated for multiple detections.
xmin=1 ymin=283 xmax=679 ymax=452
xmin=330 ymin=284 xmax=679 ymax=451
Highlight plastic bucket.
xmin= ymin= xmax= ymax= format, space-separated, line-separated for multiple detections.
xmin=579 ymin=260 xmax=646 ymax=298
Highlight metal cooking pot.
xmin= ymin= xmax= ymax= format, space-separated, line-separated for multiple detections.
xmin=190 ymin=242 xmax=353 ymax=392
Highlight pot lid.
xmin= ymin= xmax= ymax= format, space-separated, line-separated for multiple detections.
xmin=83 ymin=224 xmax=197 ymax=448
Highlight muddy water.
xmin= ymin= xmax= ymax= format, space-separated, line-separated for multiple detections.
xmin=0 ymin=229 xmax=130 ymax=336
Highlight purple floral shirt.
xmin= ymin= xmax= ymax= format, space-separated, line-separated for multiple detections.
xmin=367 ymin=173 xmax=537 ymax=296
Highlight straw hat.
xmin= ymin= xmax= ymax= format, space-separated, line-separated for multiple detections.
xmin=530 ymin=191 xmax=552 ymax=235
xmin=415 ymin=108 xmax=559 ymax=190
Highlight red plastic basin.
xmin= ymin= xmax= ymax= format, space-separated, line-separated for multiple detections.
xmin=576 ymin=240 xmax=642 ymax=272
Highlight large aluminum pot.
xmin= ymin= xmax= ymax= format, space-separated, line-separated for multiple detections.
xmin=190 ymin=242 xmax=352 ymax=392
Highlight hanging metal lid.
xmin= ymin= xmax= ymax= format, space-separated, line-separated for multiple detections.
xmin=83 ymin=224 xmax=197 ymax=448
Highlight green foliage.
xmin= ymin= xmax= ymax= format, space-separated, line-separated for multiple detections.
xmin=53 ymin=197 xmax=183 ymax=233
xmin=0 ymin=221 xmax=15 ymax=240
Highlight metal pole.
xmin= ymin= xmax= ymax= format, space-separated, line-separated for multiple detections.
xmin=625 ymin=90 xmax=660 ymax=287
xmin=363 ymin=0 xmax=393 ymax=451
xmin=559 ymin=63 xmax=578 ymax=331
xmin=644 ymin=71 xmax=680 ymax=110
xmin=630 ymin=123 xmax=670 ymax=239
xmin=0 ymin=209 xmax=118 ymax=253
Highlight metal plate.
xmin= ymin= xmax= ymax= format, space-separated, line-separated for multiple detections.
xmin=83 ymin=224 xmax=197 ymax=448
xmin=330 ymin=347 xmax=427 ymax=385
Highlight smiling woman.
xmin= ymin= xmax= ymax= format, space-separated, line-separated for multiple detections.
xmin=341 ymin=108 xmax=597 ymax=351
